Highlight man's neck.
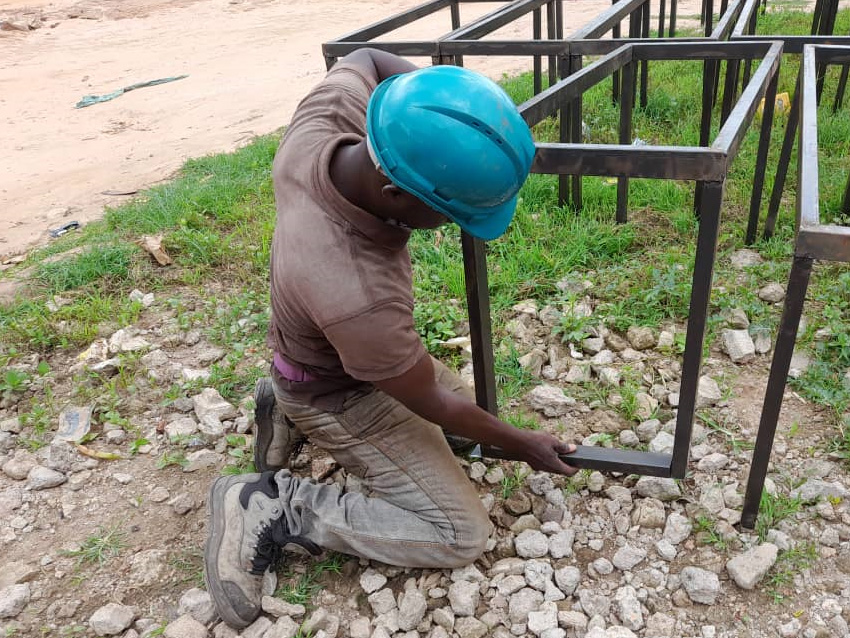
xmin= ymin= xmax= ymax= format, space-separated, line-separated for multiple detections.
xmin=329 ymin=141 xmax=384 ymax=216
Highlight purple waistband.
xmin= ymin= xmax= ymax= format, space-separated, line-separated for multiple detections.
xmin=274 ymin=352 xmax=317 ymax=383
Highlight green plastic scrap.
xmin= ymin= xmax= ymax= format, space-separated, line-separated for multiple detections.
xmin=75 ymin=75 xmax=188 ymax=109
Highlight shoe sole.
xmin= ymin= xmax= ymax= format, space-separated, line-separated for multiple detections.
xmin=204 ymin=475 xmax=255 ymax=630
xmin=253 ymin=377 xmax=275 ymax=473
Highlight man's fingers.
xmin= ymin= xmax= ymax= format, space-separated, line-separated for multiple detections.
xmin=554 ymin=441 xmax=577 ymax=455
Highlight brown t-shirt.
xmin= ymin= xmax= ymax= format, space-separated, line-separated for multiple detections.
xmin=266 ymin=62 xmax=427 ymax=412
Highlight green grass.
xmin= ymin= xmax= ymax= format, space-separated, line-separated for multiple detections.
xmin=275 ymin=553 xmax=346 ymax=607
xmin=755 ymin=490 xmax=804 ymax=542
xmin=62 ymin=525 xmax=127 ymax=566
xmin=764 ymin=542 xmax=818 ymax=603
xmin=500 ymin=463 xmax=529 ymax=499
xmin=694 ymin=515 xmax=729 ymax=551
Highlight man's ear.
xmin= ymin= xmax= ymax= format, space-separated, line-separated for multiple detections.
xmin=381 ymin=184 xmax=405 ymax=201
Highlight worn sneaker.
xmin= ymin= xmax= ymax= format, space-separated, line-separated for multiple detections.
xmin=204 ymin=472 xmax=321 ymax=629
xmin=253 ymin=377 xmax=307 ymax=473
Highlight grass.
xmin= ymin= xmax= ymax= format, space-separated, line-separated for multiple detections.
xmin=62 ymin=525 xmax=127 ymax=566
xmin=694 ymin=515 xmax=729 ymax=551
xmin=275 ymin=553 xmax=346 ymax=607
xmin=755 ymin=490 xmax=804 ymax=542
xmin=764 ymin=542 xmax=818 ymax=603
xmin=500 ymin=463 xmax=529 ymax=499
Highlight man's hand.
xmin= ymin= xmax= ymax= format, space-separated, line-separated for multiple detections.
xmin=374 ymin=353 xmax=578 ymax=476
xmin=341 ymin=48 xmax=418 ymax=84
xmin=511 ymin=431 xmax=578 ymax=476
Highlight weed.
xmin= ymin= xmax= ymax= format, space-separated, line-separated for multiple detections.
xmin=275 ymin=553 xmax=346 ymax=607
xmin=755 ymin=491 xmax=804 ymax=542
xmin=500 ymin=463 xmax=529 ymax=499
xmin=62 ymin=526 xmax=127 ymax=566
xmin=697 ymin=412 xmax=754 ymax=454
xmin=504 ymin=412 xmax=541 ymax=431
xmin=414 ymin=299 xmax=464 ymax=358
xmin=0 ymin=369 xmax=29 ymax=394
xmin=169 ymin=548 xmax=205 ymax=588
xmin=563 ymin=469 xmax=591 ymax=495
xmin=765 ymin=542 xmax=818 ymax=603
xmin=129 ymin=437 xmax=150 ymax=455
xmin=221 ymin=434 xmax=256 ymax=475
xmin=694 ymin=515 xmax=728 ymax=551
xmin=34 ymin=244 xmax=137 ymax=294
xmin=157 ymin=450 xmax=188 ymax=470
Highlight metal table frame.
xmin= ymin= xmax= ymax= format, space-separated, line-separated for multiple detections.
xmin=740 ymin=44 xmax=850 ymax=528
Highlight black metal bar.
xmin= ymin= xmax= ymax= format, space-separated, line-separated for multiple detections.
xmin=671 ymin=0 xmax=678 ymax=36
xmin=730 ymin=35 xmax=850 ymax=55
xmin=533 ymin=8 xmax=543 ymax=95
xmin=450 ymin=0 xmax=464 ymax=66
xmin=842 ymin=165 xmax=850 ymax=214
xmin=833 ymin=64 xmax=849 ymax=112
xmin=763 ymin=73 xmax=801 ymax=240
xmin=439 ymin=40 xmax=570 ymax=55
xmin=745 ymin=67 xmax=778 ymax=244
xmin=570 ymin=54 xmax=584 ymax=209
xmin=640 ymin=0 xmax=650 ymax=108
xmin=570 ymin=0 xmax=644 ymax=40
xmin=617 ymin=60 xmax=636 ymax=223
xmin=720 ymin=59 xmax=741 ymax=125
xmin=659 ymin=0 xmax=667 ymax=38
xmin=531 ymin=145 xmax=728 ymax=181
xmin=335 ymin=0 xmax=450 ymax=42
xmin=479 ymin=444 xmax=672 ymax=476
xmin=444 ymin=0 xmax=549 ymax=41
xmin=695 ymin=58 xmax=718 ymax=216
xmin=555 ymin=0 xmax=564 ymax=39
xmin=740 ymin=256 xmax=814 ymax=528
xmin=670 ymin=181 xmax=725 ymax=478
xmin=612 ymin=0 xmax=622 ymax=104
xmin=461 ymin=232 xmax=498 ymax=416
xmin=547 ymin=0 xmax=557 ymax=88
xmin=323 ymin=41 xmax=441 ymax=57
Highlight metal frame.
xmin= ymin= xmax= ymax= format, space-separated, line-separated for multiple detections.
xmin=731 ymin=0 xmax=850 ymax=243
xmin=740 ymin=45 xmax=850 ymax=528
xmin=469 ymin=40 xmax=782 ymax=477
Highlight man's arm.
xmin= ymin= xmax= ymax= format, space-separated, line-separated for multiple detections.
xmin=374 ymin=353 xmax=578 ymax=475
xmin=340 ymin=48 xmax=419 ymax=84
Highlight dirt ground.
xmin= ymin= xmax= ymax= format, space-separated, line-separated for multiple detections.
xmin=0 ymin=0 xmax=703 ymax=260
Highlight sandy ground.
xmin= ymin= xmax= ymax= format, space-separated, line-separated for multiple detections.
xmin=0 ymin=0 xmax=700 ymax=260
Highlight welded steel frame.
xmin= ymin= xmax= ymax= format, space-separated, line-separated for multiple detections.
xmin=731 ymin=0 xmax=850 ymax=242
xmin=740 ymin=45 xmax=850 ymax=529
xmin=470 ymin=40 xmax=783 ymax=477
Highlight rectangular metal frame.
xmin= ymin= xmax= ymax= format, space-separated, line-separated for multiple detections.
xmin=740 ymin=45 xmax=850 ymax=528
xmin=470 ymin=40 xmax=782 ymax=477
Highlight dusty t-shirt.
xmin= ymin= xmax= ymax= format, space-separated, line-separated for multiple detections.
xmin=266 ymin=62 xmax=427 ymax=412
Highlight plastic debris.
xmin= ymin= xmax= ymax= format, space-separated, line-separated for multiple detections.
xmin=75 ymin=75 xmax=188 ymax=109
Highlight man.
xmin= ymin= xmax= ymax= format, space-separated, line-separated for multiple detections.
xmin=204 ymin=48 xmax=578 ymax=629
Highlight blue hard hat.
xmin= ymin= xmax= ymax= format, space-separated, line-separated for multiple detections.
xmin=366 ymin=65 xmax=536 ymax=241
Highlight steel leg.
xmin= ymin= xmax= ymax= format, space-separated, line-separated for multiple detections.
xmin=745 ymin=69 xmax=779 ymax=244
xmin=462 ymin=232 xmax=498 ymax=416
xmin=741 ymin=256 xmax=814 ymax=528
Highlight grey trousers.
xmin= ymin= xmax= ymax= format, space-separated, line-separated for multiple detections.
xmin=271 ymin=358 xmax=491 ymax=568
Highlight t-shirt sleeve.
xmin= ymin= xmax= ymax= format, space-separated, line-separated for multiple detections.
xmin=322 ymin=301 xmax=427 ymax=382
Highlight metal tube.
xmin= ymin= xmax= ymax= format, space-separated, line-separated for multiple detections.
xmin=640 ymin=0 xmax=650 ymax=108
xmin=612 ymin=0 xmax=622 ymax=104
xmin=547 ymin=0 xmax=557 ymax=87
xmin=670 ymin=181 xmax=725 ymax=477
xmin=534 ymin=8 xmax=543 ymax=94
xmin=570 ymin=54 xmax=584 ymax=209
xmin=659 ymin=0 xmax=667 ymax=37
xmin=764 ymin=72 xmax=801 ymax=240
xmin=745 ymin=69 xmax=778 ymax=244
xmin=695 ymin=59 xmax=718 ymax=217
xmin=450 ymin=0 xmax=464 ymax=66
xmin=740 ymin=256 xmax=814 ymax=528
xmin=461 ymin=232 xmax=498 ymax=416
xmin=617 ymin=60 xmax=636 ymax=223
xmin=671 ymin=0 xmax=678 ymax=36
xmin=833 ymin=64 xmax=849 ymax=112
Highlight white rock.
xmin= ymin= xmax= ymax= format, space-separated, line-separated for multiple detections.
xmin=615 ymin=586 xmax=643 ymax=630
xmin=548 ymin=530 xmax=574 ymax=558
xmin=448 ymin=580 xmax=480 ymax=617
xmin=165 ymin=416 xmax=199 ymax=438
xmin=261 ymin=597 xmax=306 ymax=618
xmin=454 ymin=616 xmax=488 ymax=638
xmin=553 ymin=566 xmax=581 ymax=596
xmin=368 ymin=589 xmax=397 ymax=615
xmin=524 ymin=560 xmax=554 ymax=591
xmin=178 ymin=588 xmax=217 ymax=625
xmin=558 ymin=610 xmax=588 ymax=631
xmin=726 ymin=543 xmax=778 ymax=589
xmin=527 ymin=385 xmax=576 ymax=417
xmin=636 ymin=477 xmax=681 ymax=501
xmin=663 ymin=513 xmax=692 ymax=545
xmin=26 ymin=465 xmax=66 ymax=490
xmin=655 ymin=538 xmax=677 ymax=560
xmin=108 ymin=328 xmax=151 ymax=354
xmin=527 ymin=601 xmax=558 ymax=636
xmin=722 ymin=329 xmax=755 ymax=363
xmin=648 ymin=431 xmax=674 ymax=454
xmin=266 ymin=616 xmax=301 ymax=638
xmin=192 ymin=388 xmax=238 ymax=423
xmin=612 ymin=545 xmax=646 ymax=571
xmin=515 ymin=529 xmax=550 ymax=558
xmin=791 ymin=479 xmax=848 ymax=501
xmin=0 ymin=583 xmax=30 ymax=618
xmin=451 ymin=565 xmax=485 ymax=583
xmin=397 ymin=589 xmax=427 ymax=631
xmin=679 ymin=567 xmax=720 ymax=605
xmin=578 ymin=590 xmax=610 ymax=617
xmin=359 ymin=568 xmax=387 ymax=594
xmin=163 ymin=614 xmax=208 ymax=638
xmin=758 ymin=283 xmax=785 ymax=303
xmin=696 ymin=376 xmax=722 ymax=408
xmin=508 ymin=587 xmax=544 ymax=624
xmin=89 ymin=603 xmax=136 ymax=636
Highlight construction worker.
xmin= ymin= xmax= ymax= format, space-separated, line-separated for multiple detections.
xmin=204 ymin=48 xmax=578 ymax=629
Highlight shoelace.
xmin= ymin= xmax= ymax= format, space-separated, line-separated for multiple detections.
xmin=250 ymin=517 xmax=322 ymax=575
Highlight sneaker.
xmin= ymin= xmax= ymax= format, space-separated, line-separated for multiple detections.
xmin=253 ymin=377 xmax=307 ymax=473
xmin=204 ymin=472 xmax=321 ymax=629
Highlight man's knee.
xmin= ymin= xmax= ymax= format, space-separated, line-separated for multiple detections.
xmin=442 ymin=503 xmax=491 ymax=568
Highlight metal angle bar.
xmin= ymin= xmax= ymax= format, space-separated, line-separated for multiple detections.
xmin=630 ymin=40 xmax=774 ymax=60
xmin=671 ymin=181 xmax=725 ymax=477
xmin=798 ymin=45 xmax=821 ymax=231
xmin=569 ymin=0 xmax=644 ymax=40
xmin=323 ymin=42 xmax=440 ymax=57
xmin=764 ymin=71 xmax=802 ymax=240
xmin=731 ymin=35 xmax=850 ymax=54
xmin=477 ymin=445 xmax=673 ymax=477
xmin=745 ymin=68 xmax=779 ymax=244
xmin=712 ymin=0 xmax=746 ymax=38
xmin=461 ymin=232 xmax=498 ymax=416
xmin=740 ymin=255 xmax=815 ymax=529
xmin=439 ymin=40 xmax=570 ymax=55
xmin=617 ymin=60 xmax=636 ymax=223
xmin=335 ymin=0 xmax=450 ymax=42
xmin=731 ymin=0 xmax=758 ymax=37
xmin=442 ymin=0 xmax=549 ymax=41
xmin=518 ymin=45 xmax=633 ymax=126
xmin=713 ymin=41 xmax=783 ymax=158
xmin=796 ymin=226 xmax=850 ymax=261
xmin=531 ymin=145 xmax=727 ymax=181
xmin=570 ymin=37 xmax=711 ymax=57
xmin=534 ymin=9 xmax=543 ymax=94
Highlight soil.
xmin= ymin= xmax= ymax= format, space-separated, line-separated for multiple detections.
xmin=0 ymin=0 xmax=702 ymax=260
